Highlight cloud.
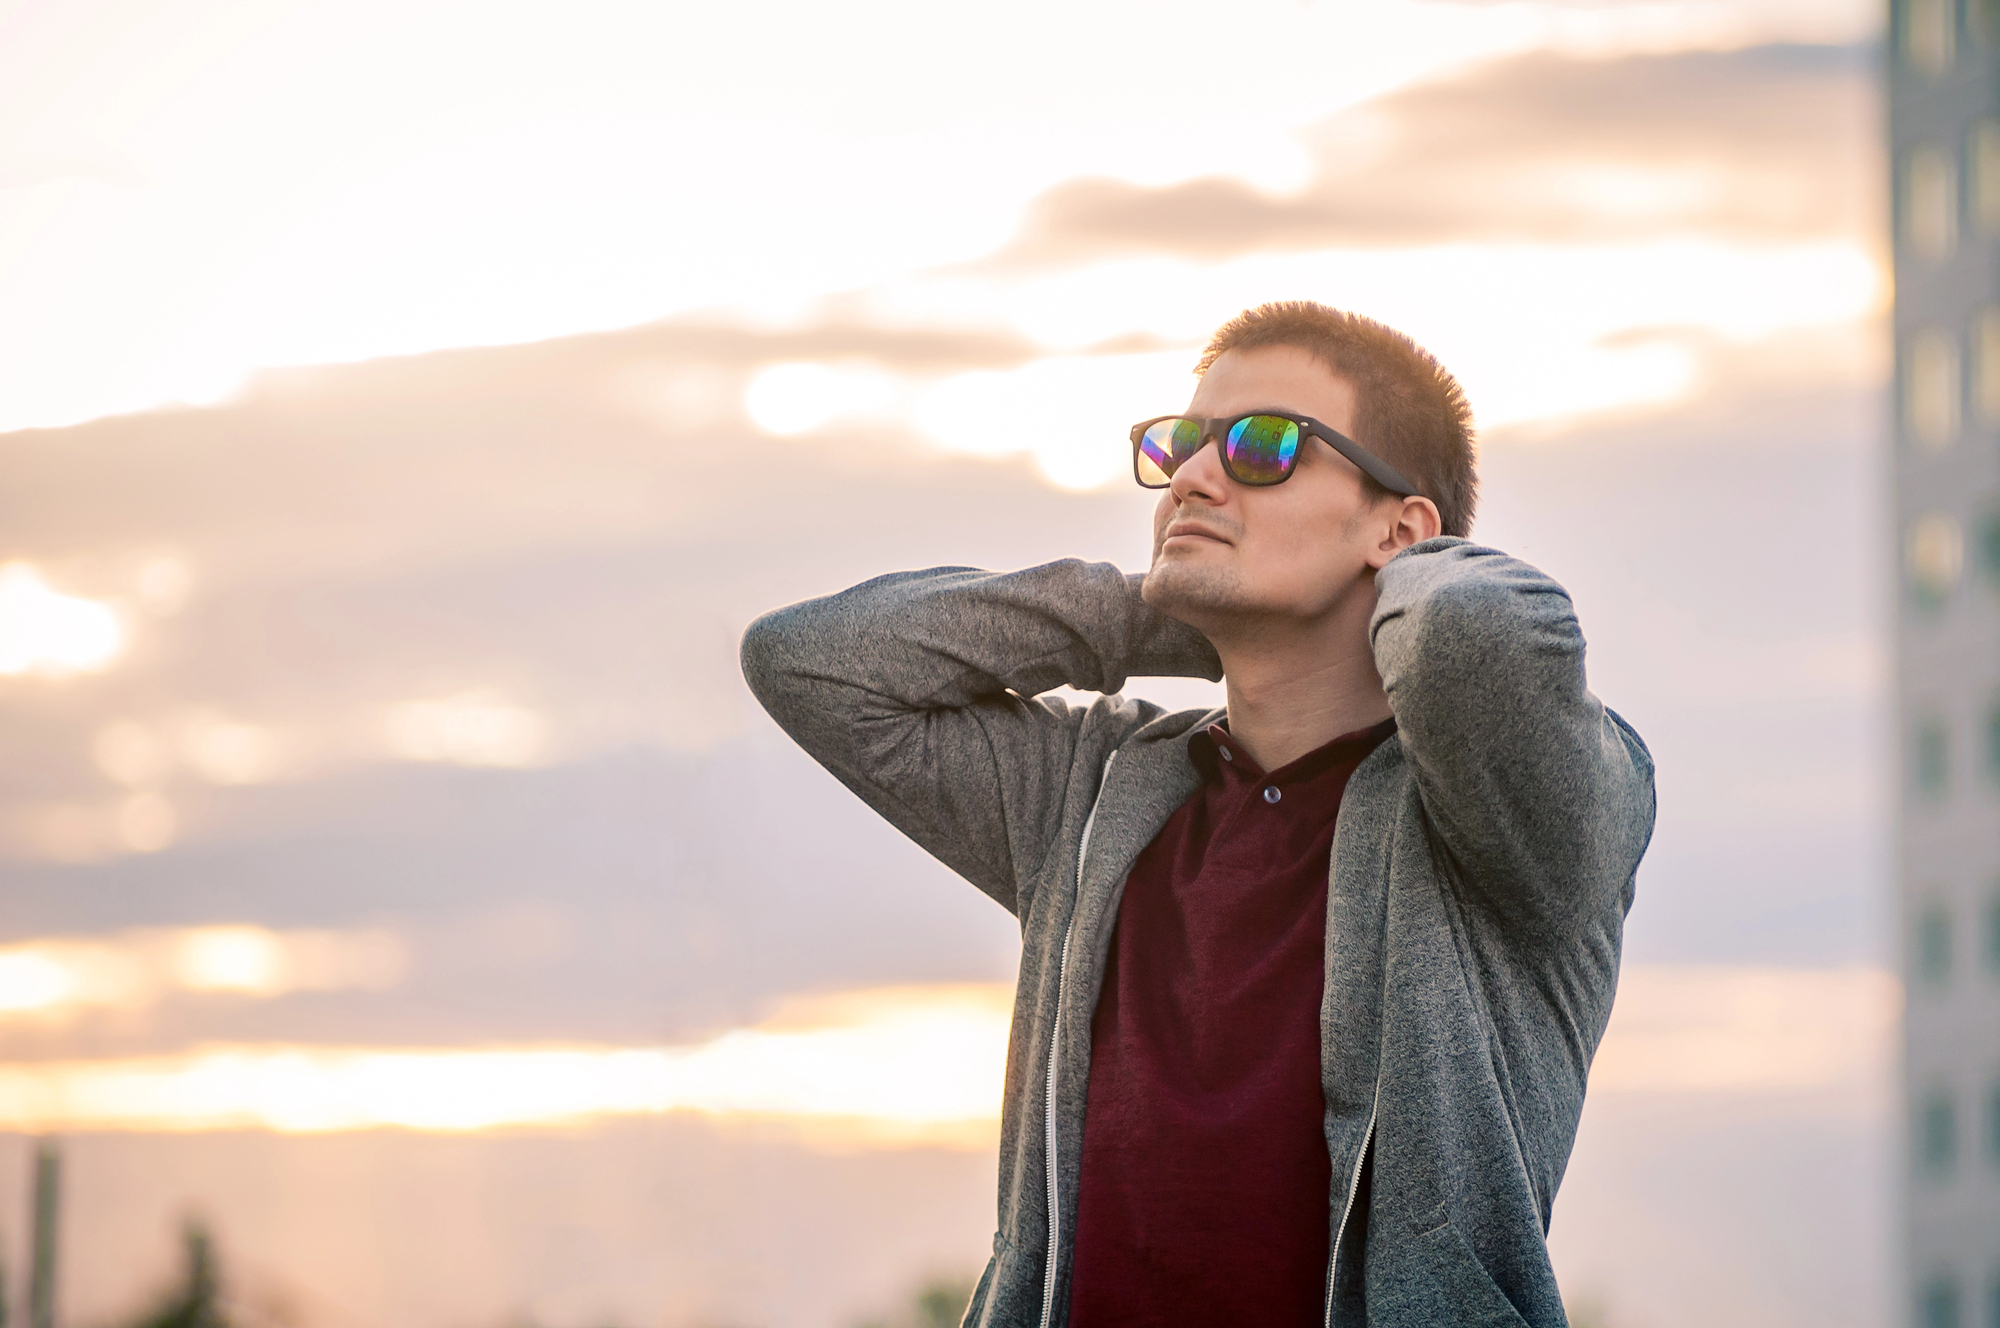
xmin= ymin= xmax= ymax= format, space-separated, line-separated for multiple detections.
xmin=0 ymin=291 xmax=1890 ymax=1054
xmin=0 ymin=314 xmax=1050 ymax=591
xmin=991 ymin=43 xmax=1876 ymax=264
xmin=0 ymin=925 xmax=408 ymax=1022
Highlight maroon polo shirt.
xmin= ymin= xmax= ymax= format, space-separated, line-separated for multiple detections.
xmin=1067 ymin=716 xmax=1395 ymax=1328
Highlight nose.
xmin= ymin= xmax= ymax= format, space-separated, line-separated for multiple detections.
xmin=1169 ymin=431 xmax=1228 ymax=504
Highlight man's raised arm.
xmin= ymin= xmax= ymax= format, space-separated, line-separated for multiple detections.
xmin=1369 ymin=537 xmax=1656 ymax=936
xmin=739 ymin=560 xmax=1221 ymax=915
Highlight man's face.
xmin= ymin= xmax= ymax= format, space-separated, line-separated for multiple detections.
xmin=1141 ymin=344 xmax=1395 ymax=628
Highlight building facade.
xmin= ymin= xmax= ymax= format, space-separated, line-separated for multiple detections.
xmin=1892 ymin=1 xmax=2000 ymax=1325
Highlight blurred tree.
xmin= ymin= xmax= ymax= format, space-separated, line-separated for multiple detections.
xmin=1565 ymin=1295 xmax=1616 ymax=1328
xmin=850 ymin=1273 xmax=979 ymax=1328
xmin=29 ymin=1141 xmax=57 ymax=1328
xmin=126 ymin=1221 xmax=226 ymax=1328
xmin=911 ymin=1277 xmax=976 ymax=1328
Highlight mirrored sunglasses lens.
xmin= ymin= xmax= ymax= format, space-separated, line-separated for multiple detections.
xmin=1136 ymin=418 xmax=1203 ymax=486
xmin=1225 ymin=415 xmax=1300 ymax=484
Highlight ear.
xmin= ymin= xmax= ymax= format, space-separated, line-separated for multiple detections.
xmin=1364 ymin=496 xmax=1443 ymax=570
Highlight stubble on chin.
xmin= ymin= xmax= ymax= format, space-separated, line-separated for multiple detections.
xmin=1142 ymin=552 xmax=1248 ymax=624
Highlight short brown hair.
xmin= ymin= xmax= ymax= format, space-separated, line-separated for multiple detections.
xmin=1195 ymin=301 xmax=1477 ymax=537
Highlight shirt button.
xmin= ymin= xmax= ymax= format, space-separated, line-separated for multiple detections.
xmin=1262 ymin=786 xmax=1282 ymax=804
xmin=1218 ymin=747 xmax=1233 ymax=762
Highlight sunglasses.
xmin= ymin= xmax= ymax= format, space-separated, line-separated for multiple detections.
xmin=1130 ymin=412 xmax=1420 ymax=496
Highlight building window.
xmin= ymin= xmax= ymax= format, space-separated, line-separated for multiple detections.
xmin=1976 ymin=312 xmax=2000 ymax=423
xmin=1908 ymin=513 xmax=1966 ymax=606
xmin=1975 ymin=0 xmax=2000 ymax=44
xmin=1973 ymin=124 xmax=2000 ymax=236
xmin=1920 ymin=902 xmax=1955 ymax=987
xmin=1985 ymin=889 xmax=2000 ymax=974
xmin=1988 ymin=699 xmax=2000 ymax=784
xmin=1921 ymin=1089 xmax=1959 ymax=1178
xmin=1906 ymin=333 xmax=1961 ymax=448
xmin=1978 ymin=510 xmax=2000 ymax=583
xmin=1905 ymin=149 xmax=1960 ymax=261
xmin=1916 ymin=717 xmax=1951 ymax=799
xmin=1922 ymin=1270 xmax=1962 ymax=1328
xmin=1906 ymin=0 xmax=1959 ymax=75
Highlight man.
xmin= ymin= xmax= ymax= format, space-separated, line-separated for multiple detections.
xmin=741 ymin=301 xmax=1655 ymax=1327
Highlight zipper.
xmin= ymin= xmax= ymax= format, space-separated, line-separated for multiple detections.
xmin=1323 ymin=1085 xmax=1381 ymax=1328
xmin=1040 ymin=752 xmax=1114 ymax=1328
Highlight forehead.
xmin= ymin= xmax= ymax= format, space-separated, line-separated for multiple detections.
xmin=1187 ymin=344 xmax=1358 ymax=426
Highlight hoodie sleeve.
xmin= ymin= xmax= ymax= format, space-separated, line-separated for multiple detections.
xmin=1369 ymin=537 xmax=1657 ymax=938
xmin=739 ymin=561 xmax=1223 ymax=916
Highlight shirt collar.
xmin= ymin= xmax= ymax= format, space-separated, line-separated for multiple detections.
xmin=1188 ymin=716 xmax=1397 ymax=787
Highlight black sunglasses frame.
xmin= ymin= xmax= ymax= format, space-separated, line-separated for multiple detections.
xmin=1129 ymin=412 xmax=1421 ymax=497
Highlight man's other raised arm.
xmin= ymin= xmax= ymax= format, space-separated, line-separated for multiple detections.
xmin=1369 ymin=538 xmax=1656 ymax=937
xmin=739 ymin=562 xmax=1221 ymax=915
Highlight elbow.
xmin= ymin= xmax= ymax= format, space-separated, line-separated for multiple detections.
xmin=739 ymin=607 xmax=806 ymax=705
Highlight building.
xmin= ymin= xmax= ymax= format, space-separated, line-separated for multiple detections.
xmin=1891 ymin=1 xmax=2000 ymax=1325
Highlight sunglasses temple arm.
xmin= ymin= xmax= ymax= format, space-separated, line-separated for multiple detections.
xmin=1325 ymin=434 xmax=1420 ymax=497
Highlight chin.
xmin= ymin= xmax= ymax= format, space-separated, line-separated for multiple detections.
xmin=1143 ymin=558 xmax=1248 ymax=620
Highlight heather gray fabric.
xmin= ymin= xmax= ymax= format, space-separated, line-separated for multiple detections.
xmin=739 ymin=537 xmax=1655 ymax=1328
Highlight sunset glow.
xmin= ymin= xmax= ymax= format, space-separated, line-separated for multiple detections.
xmin=0 ymin=926 xmax=410 ymax=1020
xmin=0 ymin=969 xmax=1893 ymax=1143
xmin=0 ymin=984 xmax=1015 ymax=1146
xmin=741 ymin=239 xmax=1881 ymax=489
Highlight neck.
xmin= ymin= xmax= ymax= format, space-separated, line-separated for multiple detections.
xmin=1206 ymin=587 xmax=1390 ymax=772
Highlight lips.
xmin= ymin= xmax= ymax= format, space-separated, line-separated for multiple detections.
xmin=1163 ymin=520 xmax=1232 ymax=545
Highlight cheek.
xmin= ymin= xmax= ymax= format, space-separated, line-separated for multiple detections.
xmin=1246 ymin=496 xmax=1368 ymax=600
xmin=1150 ymin=492 xmax=1175 ymax=543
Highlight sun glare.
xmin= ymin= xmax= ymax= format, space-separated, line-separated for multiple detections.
xmin=744 ymin=362 xmax=900 ymax=436
xmin=0 ymin=953 xmax=81 ymax=1014
xmin=912 ymin=352 xmax=1196 ymax=491
xmin=0 ymin=564 xmax=126 ymax=677
xmin=173 ymin=927 xmax=289 ymax=995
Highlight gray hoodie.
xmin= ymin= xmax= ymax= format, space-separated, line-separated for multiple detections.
xmin=739 ymin=536 xmax=1656 ymax=1328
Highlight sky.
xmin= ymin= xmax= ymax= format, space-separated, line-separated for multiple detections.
xmin=0 ymin=1 xmax=1898 ymax=1326
xmin=2 ymin=0 xmax=1878 ymax=437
